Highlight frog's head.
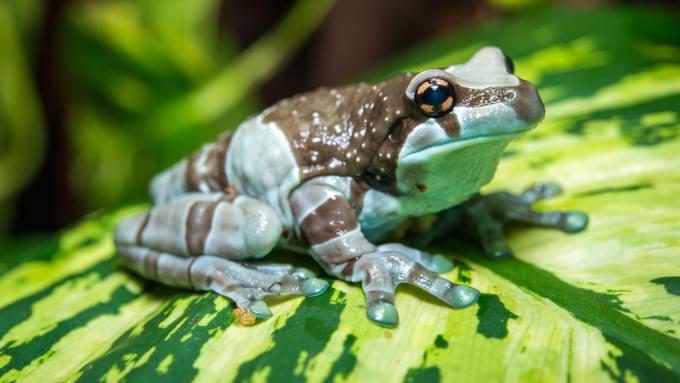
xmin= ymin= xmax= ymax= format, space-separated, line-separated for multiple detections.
xmin=371 ymin=47 xmax=544 ymax=213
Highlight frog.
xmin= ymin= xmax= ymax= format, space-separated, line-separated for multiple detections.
xmin=114 ymin=46 xmax=588 ymax=328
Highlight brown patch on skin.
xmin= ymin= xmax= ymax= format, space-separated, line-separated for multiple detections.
xmin=349 ymin=178 xmax=370 ymax=212
xmin=383 ymin=330 xmax=393 ymax=339
xmin=186 ymin=256 xmax=200 ymax=289
xmin=437 ymin=114 xmax=460 ymax=137
xmin=363 ymin=270 xmax=372 ymax=285
xmin=135 ymin=212 xmax=151 ymax=246
xmin=454 ymin=84 xmax=508 ymax=107
xmin=185 ymin=151 xmax=201 ymax=191
xmin=143 ymin=251 xmax=160 ymax=280
xmin=206 ymin=133 xmax=231 ymax=189
xmin=341 ymin=256 xmax=360 ymax=277
xmin=316 ymin=245 xmax=362 ymax=264
xmin=512 ymin=80 xmax=545 ymax=124
xmin=416 ymin=183 xmax=427 ymax=192
xmin=184 ymin=133 xmax=232 ymax=192
xmin=263 ymin=74 xmax=415 ymax=181
xmin=453 ymin=82 xmax=534 ymax=110
xmin=299 ymin=196 xmax=358 ymax=245
xmin=185 ymin=201 xmax=217 ymax=256
xmin=364 ymin=116 xmax=425 ymax=194
xmin=407 ymin=263 xmax=431 ymax=285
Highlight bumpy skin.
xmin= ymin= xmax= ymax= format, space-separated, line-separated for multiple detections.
xmin=114 ymin=47 xmax=587 ymax=327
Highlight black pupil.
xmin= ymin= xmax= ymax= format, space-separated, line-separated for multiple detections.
xmin=421 ymin=80 xmax=449 ymax=106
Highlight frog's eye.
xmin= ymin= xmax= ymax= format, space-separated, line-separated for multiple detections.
xmin=414 ymin=77 xmax=455 ymax=118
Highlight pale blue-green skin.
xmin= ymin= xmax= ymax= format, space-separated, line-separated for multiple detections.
xmin=359 ymin=135 xmax=520 ymax=241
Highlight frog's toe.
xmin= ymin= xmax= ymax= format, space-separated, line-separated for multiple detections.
xmin=354 ymin=251 xmax=481 ymax=327
xmin=521 ymin=181 xmax=563 ymax=203
xmin=249 ymin=300 xmax=273 ymax=320
xmin=562 ymin=210 xmax=589 ymax=233
xmin=367 ymin=302 xmax=399 ymax=328
xmin=480 ymin=232 xmax=514 ymax=258
xmin=302 ymin=278 xmax=330 ymax=297
xmin=429 ymin=254 xmax=455 ymax=273
xmin=293 ymin=267 xmax=316 ymax=279
xmin=448 ymin=285 xmax=480 ymax=308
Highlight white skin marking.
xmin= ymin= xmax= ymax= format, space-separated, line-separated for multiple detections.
xmin=226 ymin=115 xmax=301 ymax=228
xmin=446 ymin=46 xmax=519 ymax=89
xmin=400 ymin=119 xmax=449 ymax=157
xmin=310 ymin=228 xmax=376 ymax=267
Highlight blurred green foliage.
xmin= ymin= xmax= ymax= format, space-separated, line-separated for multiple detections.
xmin=64 ymin=0 xmax=334 ymax=211
xmin=0 ymin=0 xmax=334 ymax=233
xmin=0 ymin=1 xmax=46 ymax=231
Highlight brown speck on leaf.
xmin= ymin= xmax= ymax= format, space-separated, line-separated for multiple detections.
xmin=384 ymin=330 xmax=393 ymax=339
xmin=416 ymin=183 xmax=427 ymax=192
xmin=233 ymin=307 xmax=256 ymax=326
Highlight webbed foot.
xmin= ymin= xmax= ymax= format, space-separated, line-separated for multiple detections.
xmin=342 ymin=250 xmax=479 ymax=328
xmin=118 ymin=246 xmax=329 ymax=326
xmin=435 ymin=181 xmax=588 ymax=258
xmin=202 ymin=257 xmax=329 ymax=324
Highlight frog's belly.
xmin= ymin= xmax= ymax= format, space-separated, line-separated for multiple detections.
xmin=225 ymin=115 xmax=300 ymax=228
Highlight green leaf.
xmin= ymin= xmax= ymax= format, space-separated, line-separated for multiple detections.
xmin=1 ymin=6 xmax=679 ymax=383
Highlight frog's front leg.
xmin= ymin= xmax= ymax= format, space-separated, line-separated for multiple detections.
xmin=434 ymin=182 xmax=588 ymax=258
xmin=290 ymin=179 xmax=479 ymax=328
xmin=114 ymin=193 xmax=329 ymax=323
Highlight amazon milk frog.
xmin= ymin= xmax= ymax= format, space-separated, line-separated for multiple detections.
xmin=114 ymin=47 xmax=587 ymax=327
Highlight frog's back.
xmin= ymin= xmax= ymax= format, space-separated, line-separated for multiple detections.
xmin=150 ymin=74 xmax=414 ymax=227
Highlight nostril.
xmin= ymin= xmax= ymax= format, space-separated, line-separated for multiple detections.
xmin=503 ymin=89 xmax=517 ymax=102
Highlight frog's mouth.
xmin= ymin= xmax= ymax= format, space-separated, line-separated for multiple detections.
xmin=398 ymin=131 xmax=528 ymax=164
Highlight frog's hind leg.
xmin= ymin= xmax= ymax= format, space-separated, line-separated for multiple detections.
xmin=115 ymin=193 xmax=328 ymax=322
xmin=434 ymin=181 xmax=588 ymax=258
xmin=117 ymin=247 xmax=326 ymax=321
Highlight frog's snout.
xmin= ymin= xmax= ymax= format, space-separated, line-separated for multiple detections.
xmin=513 ymin=80 xmax=545 ymax=126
